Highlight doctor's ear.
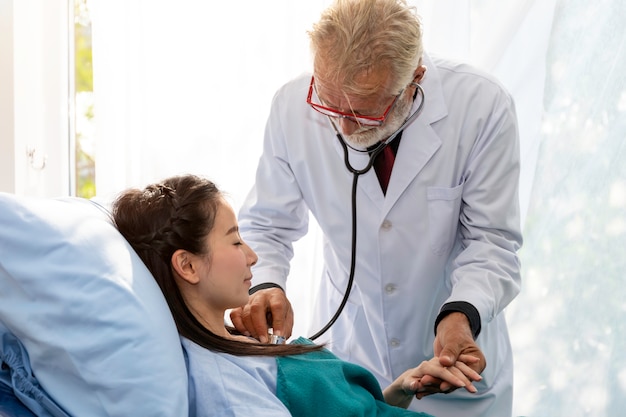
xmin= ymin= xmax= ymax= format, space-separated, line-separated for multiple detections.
xmin=413 ymin=65 xmax=427 ymax=84
xmin=171 ymin=249 xmax=201 ymax=285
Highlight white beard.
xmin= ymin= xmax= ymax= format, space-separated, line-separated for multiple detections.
xmin=343 ymin=94 xmax=414 ymax=149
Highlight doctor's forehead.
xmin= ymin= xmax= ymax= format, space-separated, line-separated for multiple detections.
xmin=313 ymin=63 xmax=395 ymax=99
xmin=314 ymin=73 xmax=395 ymax=101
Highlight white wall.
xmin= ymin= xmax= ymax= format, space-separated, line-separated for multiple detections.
xmin=0 ymin=0 xmax=15 ymax=193
xmin=0 ymin=0 xmax=71 ymax=197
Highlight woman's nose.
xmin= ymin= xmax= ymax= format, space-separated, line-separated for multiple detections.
xmin=246 ymin=244 xmax=258 ymax=266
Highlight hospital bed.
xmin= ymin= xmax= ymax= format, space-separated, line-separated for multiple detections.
xmin=0 ymin=193 xmax=189 ymax=416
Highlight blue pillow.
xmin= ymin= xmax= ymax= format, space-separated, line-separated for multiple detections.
xmin=0 ymin=193 xmax=188 ymax=416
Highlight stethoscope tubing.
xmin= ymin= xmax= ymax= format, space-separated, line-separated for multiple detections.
xmin=334 ymin=83 xmax=425 ymax=176
xmin=308 ymin=83 xmax=425 ymax=340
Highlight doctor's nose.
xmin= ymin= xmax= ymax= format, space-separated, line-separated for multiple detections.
xmin=337 ymin=117 xmax=362 ymax=136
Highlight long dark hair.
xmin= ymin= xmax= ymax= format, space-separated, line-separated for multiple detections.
xmin=112 ymin=174 xmax=322 ymax=356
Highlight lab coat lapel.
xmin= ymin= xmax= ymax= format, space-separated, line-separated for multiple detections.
xmin=357 ymin=160 xmax=387 ymax=209
xmin=331 ymin=136 xmax=386 ymax=210
xmin=382 ymin=58 xmax=448 ymax=215
xmin=382 ymin=121 xmax=441 ymax=213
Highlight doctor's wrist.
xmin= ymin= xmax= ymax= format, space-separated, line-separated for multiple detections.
xmin=434 ymin=302 xmax=481 ymax=339
xmin=249 ymin=282 xmax=285 ymax=295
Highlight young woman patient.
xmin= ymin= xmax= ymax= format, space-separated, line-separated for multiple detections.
xmin=111 ymin=174 xmax=481 ymax=417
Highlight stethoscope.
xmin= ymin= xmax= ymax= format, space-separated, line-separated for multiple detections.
xmin=309 ymin=82 xmax=426 ymax=340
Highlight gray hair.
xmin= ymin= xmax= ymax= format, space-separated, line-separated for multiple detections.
xmin=308 ymin=0 xmax=423 ymax=96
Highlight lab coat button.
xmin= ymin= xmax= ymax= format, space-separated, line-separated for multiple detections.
xmin=385 ymin=284 xmax=396 ymax=294
xmin=381 ymin=220 xmax=392 ymax=230
xmin=390 ymin=338 xmax=400 ymax=348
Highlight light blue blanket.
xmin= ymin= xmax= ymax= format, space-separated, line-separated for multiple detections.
xmin=0 ymin=326 xmax=69 ymax=417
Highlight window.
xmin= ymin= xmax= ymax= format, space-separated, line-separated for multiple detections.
xmin=72 ymin=0 xmax=95 ymax=198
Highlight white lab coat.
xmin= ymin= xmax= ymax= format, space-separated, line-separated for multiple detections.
xmin=239 ymin=53 xmax=522 ymax=417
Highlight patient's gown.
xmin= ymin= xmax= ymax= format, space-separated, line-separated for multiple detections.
xmin=181 ymin=336 xmax=432 ymax=417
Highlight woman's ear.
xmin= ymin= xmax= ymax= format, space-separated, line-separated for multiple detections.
xmin=171 ymin=249 xmax=200 ymax=285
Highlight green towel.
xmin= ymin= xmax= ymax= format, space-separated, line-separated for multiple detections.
xmin=276 ymin=337 xmax=433 ymax=417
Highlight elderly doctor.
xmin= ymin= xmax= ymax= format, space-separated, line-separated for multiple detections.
xmin=232 ymin=1 xmax=522 ymax=417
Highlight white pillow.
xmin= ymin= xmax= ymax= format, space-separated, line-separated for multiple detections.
xmin=0 ymin=193 xmax=188 ymax=416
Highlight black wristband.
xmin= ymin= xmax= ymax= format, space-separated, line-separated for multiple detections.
xmin=249 ymin=282 xmax=284 ymax=295
xmin=434 ymin=301 xmax=481 ymax=339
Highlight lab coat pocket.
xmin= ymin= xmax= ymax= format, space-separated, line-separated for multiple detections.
xmin=426 ymin=182 xmax=464 ymax=256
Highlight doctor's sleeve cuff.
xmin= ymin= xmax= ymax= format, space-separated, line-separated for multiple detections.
xmin=434 ymin=302 xmax=481 ymax=339
xmin=249 ymin=282 xmax=285 ymax=295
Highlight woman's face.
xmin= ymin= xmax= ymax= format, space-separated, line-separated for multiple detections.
xmin=196 ymin=199 xmax=258 ymax=312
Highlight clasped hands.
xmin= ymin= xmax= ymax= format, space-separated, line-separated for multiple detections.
xmin=406 ymin=311 xmax=485 ymax=399
xmin=230 ymin=289 xmax=485 ymax=401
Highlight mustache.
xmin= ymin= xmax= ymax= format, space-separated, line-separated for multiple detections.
xmin=343 ymin=94 xmax=413 ymax=148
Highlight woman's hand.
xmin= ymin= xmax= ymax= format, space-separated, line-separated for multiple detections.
xmin=419 ymin=312 xmax=486 ymax=396
xmin=383 ymin=354 xmax=482 ymax=409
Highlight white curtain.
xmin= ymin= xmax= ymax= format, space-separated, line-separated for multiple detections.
xmin=91 ymin=1 xmax=626 ymax=415
xmin=90 ymin=0 xmax=332 ymax=343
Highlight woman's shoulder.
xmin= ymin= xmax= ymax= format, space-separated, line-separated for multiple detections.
xmin=180 ymin=337 xmax=290 ymax=416
xmin=181 ymin=337 xmax=279 ymax=389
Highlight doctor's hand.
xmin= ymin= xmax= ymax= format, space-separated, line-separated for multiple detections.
xmin=229 ymin=288 xmax=294 ymax=344
xmin=385 ymin=355 xmax=482 ymax=408
xmin=417 ymin=312 xmax=486 ymax=398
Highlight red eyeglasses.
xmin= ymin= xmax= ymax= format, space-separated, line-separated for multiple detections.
xmin=306 ymin=76 xmax=404 ymax=127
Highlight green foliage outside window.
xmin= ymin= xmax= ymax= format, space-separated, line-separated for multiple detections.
xmin=74 ymin=0 xmax=95 ymax=198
